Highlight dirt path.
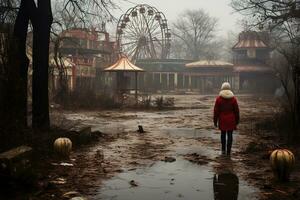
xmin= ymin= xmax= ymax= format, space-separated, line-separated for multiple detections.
xmin=40 ymin=94 xmax=300 ymax=200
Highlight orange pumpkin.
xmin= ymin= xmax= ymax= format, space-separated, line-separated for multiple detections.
xmin=270 ymin=149 xmax=295 ymax=181
xmin=54 ymin=137 xmax=72 ymax=157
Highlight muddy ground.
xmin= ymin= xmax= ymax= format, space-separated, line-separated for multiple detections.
xmin=4 ymin=94 xmax=300 ymax=200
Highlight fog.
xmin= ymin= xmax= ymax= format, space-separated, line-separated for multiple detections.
xmin=1 ymin=0 xmax=299 ymax=199
xmin=111 ymin=0 xmax=242 ymax=36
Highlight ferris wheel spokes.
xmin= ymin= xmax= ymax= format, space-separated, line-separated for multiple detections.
xmin=116 ymin=4 xmax=171 ymax=61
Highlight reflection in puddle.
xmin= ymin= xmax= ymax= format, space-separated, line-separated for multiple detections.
xmin=95 ymin=158 xmax=256 ymax=200
xmin=213 ymin=172 xmax=239 ymax=200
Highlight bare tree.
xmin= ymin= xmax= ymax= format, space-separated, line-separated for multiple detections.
xmin=0 ymin=0 xmax=117 ymax=131
xmin=50 ymin=0 xmax=117 ymax=104
xmin=218 ymin=31 xmax=239 ymax=62
xmin=231 ymin=0 xmax=300 ymax=28
xmin=273 ymin=27 xmax=300 ymax=127
xmin=169 ymin=38 xmax=187 ymax=59
xmin=172 ymin=9 xmax=218 ymax=60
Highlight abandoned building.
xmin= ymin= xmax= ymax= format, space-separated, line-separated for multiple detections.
xmin=136 ymin=59 xmax=236 ymax=93
xmin=232 ymin=31 xmax=277 ymax=92
xmin=44 ymin=28 xmax=277 ymax=95
xmin=133 ymin=30 xmax=277 ymax=94
xmin=25 ymin=27 xmax=118 ymax=94
xmin=58 ymin=27 xmax=117 ymax=91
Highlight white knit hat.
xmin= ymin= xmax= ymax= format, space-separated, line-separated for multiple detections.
xmin=221 ymin=82 xmax=231 ymax=90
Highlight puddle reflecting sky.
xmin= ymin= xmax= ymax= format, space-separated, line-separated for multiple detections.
xmin=161 ymin=128 xmax=228 ymax=140
xmin=95 ymin=158 xmax=257 ymax=200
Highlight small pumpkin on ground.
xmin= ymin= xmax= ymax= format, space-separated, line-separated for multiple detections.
xmin=53 ymin=137 xmax=72 ymax=157
xmin=270 ymin=149 xmax=295 ymax=181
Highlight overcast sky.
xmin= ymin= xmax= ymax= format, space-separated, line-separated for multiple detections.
xmin=110 ymin=0 xmax=243 ymax=37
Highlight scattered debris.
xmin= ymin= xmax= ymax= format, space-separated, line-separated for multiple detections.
xmin=62 ymin=191 xmax=80 ymax=198
xmin=17 ymin=95 xmax=293 ymax=199
xmin=137 ymin=125 xmax=145 ymax=133
xmin=60 ymin=162 xmax=74 ymax=166
xmin=276 ymin=189 xmax=288 ymax=195
xmin=51 ymin=162 xmax=74 ymax=167
xmin=184 ymin=153 xmax=211 ymax=165
xmin=129 ymin=161 xmax=139 ymax=165
xmin=70 ymin=197 xmax=88 ymax=200
xmin=95 ymin=149 xmax=104 ymax=162
xmin=177 ymin=193 xmax=184 ymax=198
xmin=170 ymin=178 xmax=175 ymax=185
xmin=129 ymin=180 xmax=138 ymax=187
xmin=163 ymin=156 xmax=176 ymax=162
xmin=50 ymin=177 xmax=66 ymax=185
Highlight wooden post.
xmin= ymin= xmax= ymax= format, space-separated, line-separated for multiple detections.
xmin=135 ymin=71 xmax=138 ymax=104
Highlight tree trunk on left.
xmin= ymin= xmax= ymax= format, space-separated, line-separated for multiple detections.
xmin=4 ymin=0 xmax=30 ymax=130
xmin=32 ymin=0 xmax=53 ymax=130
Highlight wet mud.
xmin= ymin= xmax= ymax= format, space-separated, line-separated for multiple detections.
xmin=36 ymin=95 xmax=300 ymax=200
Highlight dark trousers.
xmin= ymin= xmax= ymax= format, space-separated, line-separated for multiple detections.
xmin=221 ymin=130 xmax=233 ymax=154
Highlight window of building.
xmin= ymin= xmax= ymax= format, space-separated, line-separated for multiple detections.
xmin=247 ymin=49 xmax=256 ymax=58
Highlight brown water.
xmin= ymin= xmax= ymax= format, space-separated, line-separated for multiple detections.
xmin=96 ymin=157 xmax=257 ymax=200
xmin=88 ymin=127 xmax=257 ymax=200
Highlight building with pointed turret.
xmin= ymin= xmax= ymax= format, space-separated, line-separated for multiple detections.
xmin=232 ymin=31 xmax=277 ymax=92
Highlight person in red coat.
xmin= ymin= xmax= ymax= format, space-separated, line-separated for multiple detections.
xmin=214 ymin=82 xmax=240 ymax=155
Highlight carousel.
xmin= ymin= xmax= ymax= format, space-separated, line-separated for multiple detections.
xmin=104 ymin=56 xmax=144 ymax=103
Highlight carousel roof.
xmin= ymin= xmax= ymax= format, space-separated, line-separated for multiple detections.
xmin=104 ymin=56 xmax=144 ymax=72
xmin=233 ymin=39 xmax=268 ymax=49
xmin=185 ymin=60 xmax=233 ymax=68
xmin=232 ymin=31 xmax=269 ymax=49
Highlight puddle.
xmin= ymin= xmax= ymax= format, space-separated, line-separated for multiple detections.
xmin=161 ymin=128 xmax=222 ymax=140
xmin=95 ymin=158 xmax=257 ymax=200
xmin=63 ymin=111 xmax=258 ymax=200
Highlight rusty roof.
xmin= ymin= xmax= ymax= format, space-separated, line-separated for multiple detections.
xmin=234 ymin=65 xmax=273 ymax=73
xmin=104 ymin=56 xmax=144 ymax=72
xmin=185 ymin=60 xmax=233 ymax=68
xmin=233 ymin=31 xmax=269 ymax=49
xmin=233 ymin=39 xmax=268 ymax=49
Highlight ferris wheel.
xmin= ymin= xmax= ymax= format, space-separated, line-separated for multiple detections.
xmin=116 ymin=4 xmax=171 ymax=61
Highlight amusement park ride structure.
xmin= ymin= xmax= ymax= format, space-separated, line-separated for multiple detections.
xmin=54 ymin=4 xmax=276 ymax=95
xmin=116 ymin=4 xmax=171 ymax=61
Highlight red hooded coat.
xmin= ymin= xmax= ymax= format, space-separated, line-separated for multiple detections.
xmin=213 ymin=90 xmax=240 ymax=131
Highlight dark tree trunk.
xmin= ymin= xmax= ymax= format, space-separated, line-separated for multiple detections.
xmin=4 ymin=0 xmax=30 ymax=130
xmin=296 ymin=71 xmax=300 ymax=127
xmin=32 ymin=0 xmax=53 ymax=130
